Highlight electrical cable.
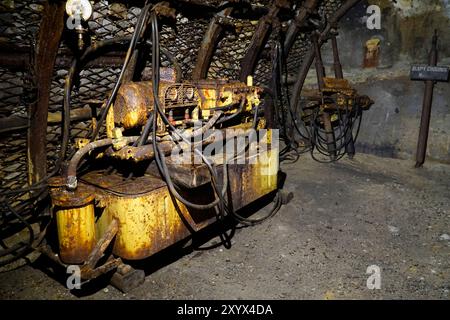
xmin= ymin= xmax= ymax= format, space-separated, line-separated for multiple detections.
xmin=0 ymin=203 xmax=35 ymax=267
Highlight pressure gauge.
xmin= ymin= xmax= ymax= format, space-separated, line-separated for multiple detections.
xmin=167 ymin=87 xmax=178 ymax=102
xmin=185 ymin=87 xmax=195 ymax=100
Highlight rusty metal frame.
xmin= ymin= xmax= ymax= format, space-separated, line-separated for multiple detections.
xmin=238 ymin=0 xmax=289 ymax=82
xmin=288 ymin=0 xmax=363 ymax=137
xmin=27 ymin=1 xmax=65 ymax=185
xmin=192 ymin=7 xmax=234 ymax=80
xmin=80 ymin=219 xmax=122 ymax=280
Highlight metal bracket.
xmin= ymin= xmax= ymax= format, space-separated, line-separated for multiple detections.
xmin=80 ymin=219 xmax=120 ymax=280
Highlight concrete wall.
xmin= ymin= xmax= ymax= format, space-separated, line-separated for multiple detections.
xmin=311 ymin=0 xmax=450 ymax=164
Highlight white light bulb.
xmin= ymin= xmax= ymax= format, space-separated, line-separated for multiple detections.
xmin=66 ymin=0 xmax=93 ymax=21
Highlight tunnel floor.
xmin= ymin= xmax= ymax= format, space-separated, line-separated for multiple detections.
xmin=1 ymin=153 xmax=449 ymax=300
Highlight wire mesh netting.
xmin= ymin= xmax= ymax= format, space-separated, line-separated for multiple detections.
xmin=161 ymin=14 xmax=209 ymax=79
xmin=88 ymin=1 xmax=141 ymax=39
xmin=207 ymin=17 xmax=258 ymax=80
xmin=0 ymin=0 xmax=43 ymax=215
xmin=0 ymin=0 xmax=44 ymax=46
xmin=0 ymin=66 xmax=38 ymax=214
xmin=319 ymin=0 xmax=344 ymax=20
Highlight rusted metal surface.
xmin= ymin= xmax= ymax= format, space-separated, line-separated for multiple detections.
xmin=66 ymin=137 xmax=140 ymax=190
xmin=239 ymin=0 xmax=289 ymax=82
xmin=0 ymin=48 xmax=160 ymax=70
xmin=1 ymin=100 xmax=92 ymax=134
xmin=48 ymin=176 xmax=95 ymax=207
xmin=80 ymin=219 xmax=120 ymax=279
xmin=27 ymin=1 xmax=65 ymax=184
xmin=0 ymin=44 xmax=30 ymax=70
xmin=75 ymin=145 xmax=277 ymax=261
xmin=48 ymin=176 xmax=96 ymax=264
xmin=84 ymin=219 xmax=119 ymax=269
xmin=111 ymin=140 xmax=171 ymax=162
xmin=81 ymin=170 xmax=167 ymax=196
xmin=312 ymin=32 xmax=326 ymax=91
xmin=82 ymin=258 xmax=123 ymax=280
xmin=110 ymin=125 xmax=252 ymax=163
xmin=81 ymin=171 xmax=211 ymax=259
xmin=415 ymin=31 xmax=439 ymax=168
xmin=113 ymin=79 xmax=260 ymax=131
xmin=192 ymin=7 xmax=234 ymax=80
xmin=0 ymin=115 xmax=29 ymax=133
xmin=114 ymin=81 xmax=174 ymax=130
xmin=114 ymin=82 xmax=155 ymax=130
xmin=55 ymin=202 xmax=96 ymax=264
xmin=331 ymin=32 xmax=344 ymax=79
xmin=302 ymin=78 xmax=373 ymax=113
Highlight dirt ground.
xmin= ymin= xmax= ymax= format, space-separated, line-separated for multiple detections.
xmin=0 ymin=153 xmax=449 ymax=300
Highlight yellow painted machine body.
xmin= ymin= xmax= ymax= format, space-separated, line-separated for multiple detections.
xmin=52 ymin=145 xmax=278 ymax=263
xmin=49 ymin=77 xmax=278 ymax=271
xmin=55 ymin=203 xmax=96 ymax=264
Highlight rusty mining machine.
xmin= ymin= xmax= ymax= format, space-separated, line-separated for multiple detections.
xmin=0 ymin=0 xmax=372 ymax=291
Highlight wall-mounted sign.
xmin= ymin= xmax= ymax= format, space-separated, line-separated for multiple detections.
xmin=410 ymin=65 xmax=450 ymax=82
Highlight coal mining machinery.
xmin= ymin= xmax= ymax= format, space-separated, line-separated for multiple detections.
xmin=0 ymin=0 xmax=372 ymax=291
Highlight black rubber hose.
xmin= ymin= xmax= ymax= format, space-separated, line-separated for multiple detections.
xmin=137 ymin=113 xmax=154 ymax=147
xmin=0 ymin=203 xmax=35 ymax=267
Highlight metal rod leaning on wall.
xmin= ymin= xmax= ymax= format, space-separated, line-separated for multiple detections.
xmin=312 ymin=32 xmax=337 ymax=159
xmin=330 ymin=27 xmax=355 ymax=158
xmin=415 ymin=31 xmax=438 ymax=168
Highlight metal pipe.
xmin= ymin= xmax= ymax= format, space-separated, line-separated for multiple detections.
xmin=331 ymin=33 xmax=344 ymax=79
xmin=312 ymin=32 xmax=325 ymax=90
xmin=415 ymin=31 xmax=438 ymax=168
xmin=312 ymin=32 xmax=336 ymax=159
xmin=331 ymin=31 xmax=355 ymax=158
xmin=67 ymin=111 xmax=223 ymax=188
xmin=66 ymin=137 xmax=139 ymax=190
xmin=110 ymin=127 xmax=255 ymax=162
